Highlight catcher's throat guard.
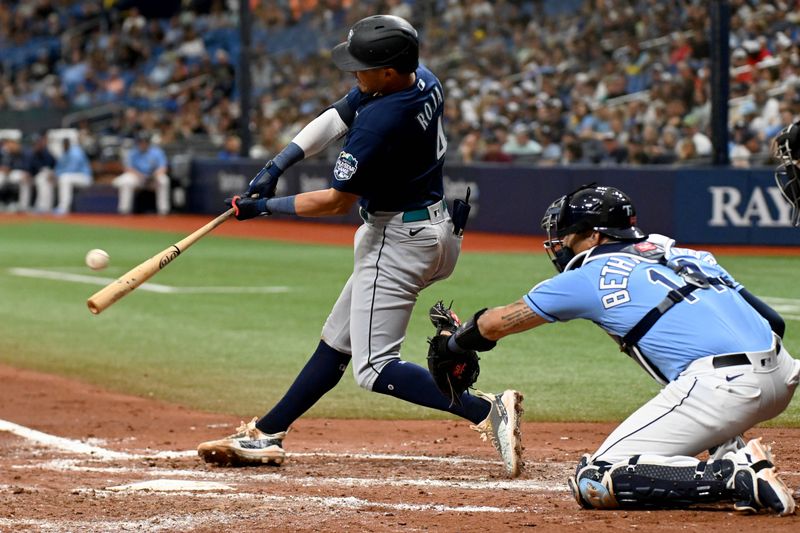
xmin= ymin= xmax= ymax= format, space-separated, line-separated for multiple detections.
xmin=773 ymin=122 xmax=800 ymax=227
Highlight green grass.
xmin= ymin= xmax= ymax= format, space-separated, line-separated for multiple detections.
xmin=1 ymin=220 xmax=799 ymax=426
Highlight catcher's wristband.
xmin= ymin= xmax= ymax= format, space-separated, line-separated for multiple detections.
xmin=450 ymin=308 xmax=497 ymax=352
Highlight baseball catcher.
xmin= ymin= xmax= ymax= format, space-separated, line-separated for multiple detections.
xmin=773 ymin=120 xmax=800 ymax=227
xmin=427 ymin=301 xmax=480 ymax=406
xmin=430 ymin=184 xmax=799 ymax=516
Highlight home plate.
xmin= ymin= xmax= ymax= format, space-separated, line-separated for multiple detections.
xmin=106 ymin=479 xmax=233 ymax=492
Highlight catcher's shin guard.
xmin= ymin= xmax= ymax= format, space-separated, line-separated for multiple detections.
xmin=569 ymin=455 xmax=618 ymax=509
xmin=570 ymin=454 xmax=735 ymax=510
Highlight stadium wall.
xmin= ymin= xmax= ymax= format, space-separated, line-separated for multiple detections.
xmin=188 ymin=158 xmax=800 ymax=246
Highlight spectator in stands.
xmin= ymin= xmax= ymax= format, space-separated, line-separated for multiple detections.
xmin=646 ymin=126 xmax=680 ymax=165
xmin=51 ymin=138 xmax=92 ymax=214
xmin=1 ymin=0 xmax=799 ymax=171
xmin=0 ymin=138 xmax=33 ymax=212
xmin=730 ymin=143 xmax=752 ymax=168
xmin=217 ymin=134 xmax=242 ymax=160
xmin=598 ymin=132 xmax=629 ymax=164
xmin=537 ymin=125 xmax=562 ymax=165
xmin=112 ymin=132 xmax=171 ymax=215
xmin=28 ymin=133 xmax=56 ymax=212
xmin=740 ymin=129 xmax=767 ymax=165
xmin=502 ymin=123 xmax=542 ymax=162
xmin=676 ymin=137 xmax=700 ymax=164
xmin=481 ymin=134 xmax=513 ymax=163
xmin=456 ymin=129 xmax=481 ymax=163
xmin=680 ymin=115 xmax=712 ymax=157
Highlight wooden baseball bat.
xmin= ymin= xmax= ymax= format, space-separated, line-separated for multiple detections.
xmin=87 ymin=208 xmax=235 ymax=315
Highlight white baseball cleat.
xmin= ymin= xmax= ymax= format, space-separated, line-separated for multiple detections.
xmin=732 ymin=438 xmax=796 ymax=516
xmin=471 ymin=390 xmax=524 ymax=477
xmin=197 ymin=418 xmax=286 ymax=467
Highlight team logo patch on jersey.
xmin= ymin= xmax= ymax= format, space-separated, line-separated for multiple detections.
xmin=634 ymin=241 xmax=657 ymax=252
xmin=334 ymin=151 xmax=358 ymax=181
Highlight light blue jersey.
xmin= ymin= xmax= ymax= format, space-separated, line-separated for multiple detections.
xmin=127 ymin=145 xmax=168 ymax=176
xmin=524 ymin=235 xmax=773 ymax=381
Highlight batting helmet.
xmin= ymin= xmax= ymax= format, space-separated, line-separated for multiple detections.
xmin=542 ymin=184 xmax=646 ymax=241
xmin=331 ymin=15 xmax=419 ymax=73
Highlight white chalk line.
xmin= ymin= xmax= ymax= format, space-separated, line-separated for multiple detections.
xmin=15 ymin=458 xmax=568 ymax=493
xmin=7 ymin=267 xmax=290 ymax=294
xmin=119 ymin=448 xmax=507 ymax=466
xmin=0 ymin=511 xmax=256 ymax=533
xmin=85 ymin=490 xmax=530 ymax=514
xmin=107 ymin=479 xmax=233 ymax=491
xmin=0 ymin=418 xmax=515 ymax=466
xmin=0 ymin=493 xmax=530 ymax=533
xmin=762 ymin=297 xmax=800 ymax=321
xmin=0 ymin=419 xmax=131 ymax=460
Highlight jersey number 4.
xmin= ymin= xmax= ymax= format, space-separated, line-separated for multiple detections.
xmin=436 ymin=116 xmax=447 ymax=160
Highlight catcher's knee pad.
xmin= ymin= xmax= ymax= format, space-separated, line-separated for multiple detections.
xmin=570 ymin=455 xmax=736 ymax=510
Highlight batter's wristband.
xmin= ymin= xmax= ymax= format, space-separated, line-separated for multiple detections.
xmin=452 ymin=308 xmax=497 ymax=352
xmin=231 ymin=195 xmax=241 ymax=217
xmin=272 ymin=142 xmax=305 ymax=173
xmin=265 ymin=195 xmax=297 ymax=215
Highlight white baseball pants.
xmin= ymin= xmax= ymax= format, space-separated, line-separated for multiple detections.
xmin=113 ymin=171 xmax=171 ymax=215
xmin=321 ymin=201 xmax=461 ymax=390
xmin=592 ymin=335 xmax=800 ymax=464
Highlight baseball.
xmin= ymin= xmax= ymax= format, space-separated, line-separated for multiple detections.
xmin=85 ymin=249 xmax=110 ymax=271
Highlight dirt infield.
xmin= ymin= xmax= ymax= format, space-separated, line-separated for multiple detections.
xmin=2 ymin=213 xmax=800 ymax=531
xmin=1 ymin=364 xmax=799 ymax=532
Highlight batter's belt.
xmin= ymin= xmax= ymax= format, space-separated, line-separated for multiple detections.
xmin=359 ymin=199 xmax=447 ymax=225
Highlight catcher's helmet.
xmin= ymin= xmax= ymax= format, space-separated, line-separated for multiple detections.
xmin=331 ymin=15 xmax=419 ymax=73
xmin=542 ymin=184 xmax=646 ymax=241
xmin=773 ymin=121 xmax=800 ymax=227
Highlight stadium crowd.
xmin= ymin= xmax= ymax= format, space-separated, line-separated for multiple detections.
xmin=1 ymin=0 xmax=800 ymax=211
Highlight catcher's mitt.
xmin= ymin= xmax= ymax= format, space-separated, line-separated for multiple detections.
xmin=427 ymin=301 xmax=480 ymax=406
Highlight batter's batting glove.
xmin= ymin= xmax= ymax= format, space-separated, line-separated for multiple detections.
xmin=246 ymin=160 xmax=281 ymax=199
xmin=226 ymin=195 xmax=270 ymax=220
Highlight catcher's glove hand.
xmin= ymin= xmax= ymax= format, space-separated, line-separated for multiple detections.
xmin=427 ymin=301 xmax=480 ymax=406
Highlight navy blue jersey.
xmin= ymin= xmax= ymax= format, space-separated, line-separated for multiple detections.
xmin=331 ymin=65 xmax=447 ymax=212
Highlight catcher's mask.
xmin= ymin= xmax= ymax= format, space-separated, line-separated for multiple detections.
xmin=773 ymin=121 xmax=800 ymax=227
xmin=541 ymin=184 xmax=646 ymax=272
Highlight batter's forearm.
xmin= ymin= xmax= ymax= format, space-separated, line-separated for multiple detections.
xmin=292 ymin=188 xmax=358 ymax=217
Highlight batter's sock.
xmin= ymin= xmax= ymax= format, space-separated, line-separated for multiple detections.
xmin=256 ymin=340 xmax=351 ymax=435
xmin=372 ymin=360 xmax=491 ymax=424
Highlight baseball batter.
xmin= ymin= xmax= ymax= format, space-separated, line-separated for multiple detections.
xmin=197 ymin=15 xmax=523 ymax=477
xmin=431 ymin=184 xmax=799 ymax=515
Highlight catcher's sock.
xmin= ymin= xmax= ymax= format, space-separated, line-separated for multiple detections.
xmin=256 ymin=340 xmax=350 ymax=434
xmin=372 ymin=360 xmax=491 ymax=424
